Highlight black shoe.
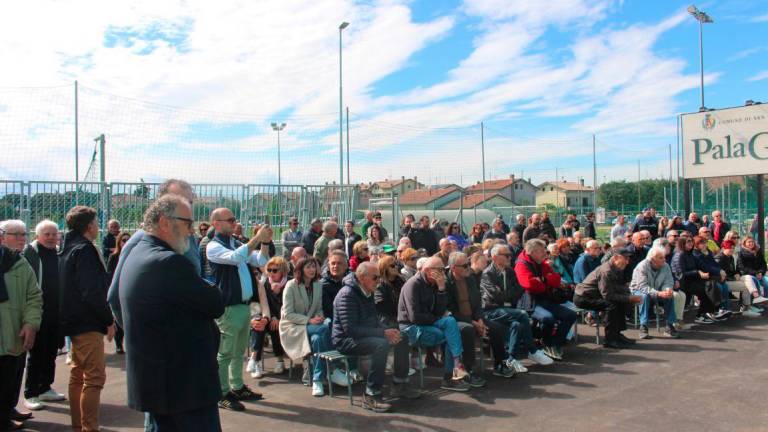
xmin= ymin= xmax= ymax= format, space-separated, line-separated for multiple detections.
xmin=468 ymin=373 xmax=487 ymax=388
xmin=440 ymin=378 xmax=471 ymax=392
xmin=618 ymin=333 xmax=636 ymax=345
xmin=390 ymin=382 xmax=421 ymax=399
xmin=603 ymin=339 xmax=625 ymax=349
xmin=231 ymin=384 xmax=263 ymax=401
xmin=363 ymin=393 xmax=392 ymax=413
xmin=425 ymin=352 xmax=443 ymax=368
xmin=10 ymin=409 xmax=32 ymax=421
xmin=492 ymin=363 xmax=515 ymax=378
xmin=218 ymin=393 xmax=246 ymax=411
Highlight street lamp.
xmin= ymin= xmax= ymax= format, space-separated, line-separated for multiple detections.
xmin=271 ymin=122 xmax=286 ymax=209
xmin=339 ymin=21 xmax=349 ymax=188
xmin=687 ymin=5 xmax=713 ymax=111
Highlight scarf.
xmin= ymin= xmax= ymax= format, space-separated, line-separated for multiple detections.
xmin=254 ymin=279 xmax=271 ymax=320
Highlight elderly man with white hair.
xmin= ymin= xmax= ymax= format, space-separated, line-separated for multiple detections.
xmin=628 ymin=245 xmax=679 ymax=339
xmin=0 ymin=220 xmax=43 ymax=431
xmin=573 ymin=240 xmax=603 ymax=284
xmin=20 ymin=220 xmax=66 ymax=411
xmin=313 ymin=220 xmax=339 ymax=263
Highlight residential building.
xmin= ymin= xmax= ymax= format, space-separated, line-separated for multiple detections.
xmin=535 ymin=179 xmax=594 ymax=209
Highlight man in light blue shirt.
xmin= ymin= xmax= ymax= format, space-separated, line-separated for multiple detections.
xmin=206 ymin=207 xmax=271 ymax=411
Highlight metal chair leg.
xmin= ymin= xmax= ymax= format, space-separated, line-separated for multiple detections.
xmin=417 ymin=346 xmax=424 ymax=388
xmin=325 ymin=357 xmax=333 ymax=397
xmin=344 ymin=357 xmax=353 ymax=405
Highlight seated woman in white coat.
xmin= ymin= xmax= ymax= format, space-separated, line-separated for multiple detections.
xmin=279 ymin=257 xmax=346 ymax=397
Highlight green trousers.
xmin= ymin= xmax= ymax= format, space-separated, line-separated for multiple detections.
xmin=216 ymin=304 xmax=250 ymax=395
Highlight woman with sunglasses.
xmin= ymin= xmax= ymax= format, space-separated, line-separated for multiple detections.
xmin=246 ymin=257 xmax=288 ymax=379
xmin=373 ymin=256 xmax=405 ymax=329
xmin=399 ymin=248 xmax=419 ymax=280
xmin=445 ymin=222 xmax=469 ymax=251
xmin=349 ymin=241 xmax=370 ymax=272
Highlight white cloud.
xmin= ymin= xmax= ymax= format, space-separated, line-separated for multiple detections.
xmin=748 ymin=70 xmax=768 ymax=82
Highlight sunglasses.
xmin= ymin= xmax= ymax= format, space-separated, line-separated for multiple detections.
xmin=455 ymin=263 xmax=470 ymax=269
xmin=267 ymin=268 xmax=281 ymax=273
xmin=215 ymin=217 xmax=237 ymax=224
xmin=369 ymin=274 xmax=381 ymax=281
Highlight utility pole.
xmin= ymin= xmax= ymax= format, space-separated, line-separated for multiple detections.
xmin=668 ymin=142 xmax=673 ymax=214
xmin=592 ymin=134 xmax=597 ymax=214
xmin=346 ymin=106 xmax=350 ymax=186
xmin=637 ymin=160 xmax=641 ymax=211
xmin=338 ymin=22 xmax=349 ymax=188
xmin=75 ymin=80 xmax=79 ymax=182
xmin=481 ymin=121 xmax=486 ymax=201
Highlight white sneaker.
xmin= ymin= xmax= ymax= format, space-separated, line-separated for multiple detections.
xmin=38 ymin=389 xmax=65 ymax=402
xmin=742 ymin=309 xmax=761 ymax=318
xmin=752 ymin=296 xmax=768 ymax=305
xmin=408 ymin=367 xmax=416 ymax=377
xmin=505 ymin=358 xmax=528 ymax=373
xmin=24 ymin=397 xmax=45 ymax=411
xmin=330 ymin=369 xmax=350 ymax=387
xmin=246 ymin=358 xmax=257 ymax=373
xmin=65 ymin=353 xmax=72 ymax=365
xmin=250 ymin=362 xmax=264 ymax=379
xmin=273 ymin=361 xmax=285 ymax=374
xmin=528 ymin=350 xmax=555 ymax=366
xmin=312 ymin=381 xmax=325 ymax=397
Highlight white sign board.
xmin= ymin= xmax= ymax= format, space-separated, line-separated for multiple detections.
xmin=682 ymin=104 xmax=768 ymax=179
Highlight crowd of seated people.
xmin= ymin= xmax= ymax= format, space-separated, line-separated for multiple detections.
xmin=2 ymin=200 xmax=766 ymax=431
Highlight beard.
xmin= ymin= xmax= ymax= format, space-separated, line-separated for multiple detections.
xmin=171 ymin=225 xmax=190 ymax=254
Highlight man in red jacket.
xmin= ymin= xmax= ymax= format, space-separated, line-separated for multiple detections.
xmin=515 ymin=239 xmax=577 ymax=361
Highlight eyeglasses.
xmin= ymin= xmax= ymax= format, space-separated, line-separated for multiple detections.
xmin=215 ymin=217 xmax=237 ymax=224
xmin=455 ymin=263 xmax=470 ymax=269
xmin=5 ymin=232 xmax=28 ymax=237
xmin=361 ymin=248 xmax=369 ymax=251
xmin=169 ymin=216 xmax=194 ymax=228
xmin=267 ymin=268 xmax=280 ymax=273
xmin=369 ymin=274 xmax=381 ymax=281
xmin=498 ymin=253 xmax=512 ymax=257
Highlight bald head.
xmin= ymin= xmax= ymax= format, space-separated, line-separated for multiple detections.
xmin=210 ymin=208 xmax=235 ymax=235
xmin=291 ymin=246 xmax=307 ymax=265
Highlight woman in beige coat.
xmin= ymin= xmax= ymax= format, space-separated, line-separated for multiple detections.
xmin=279 ymin=257 xmax=336 ymax=396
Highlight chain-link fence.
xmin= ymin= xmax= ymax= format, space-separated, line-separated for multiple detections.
xmin=0 ymin=181 xmax=359 ymax=241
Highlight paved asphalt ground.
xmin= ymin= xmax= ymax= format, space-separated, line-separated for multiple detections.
xmin=15 ymin=314 xmax=768 ymax=432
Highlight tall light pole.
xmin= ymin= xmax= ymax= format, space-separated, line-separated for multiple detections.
xmin=339 ymin=21 xmax=349 ymax=188
xmin=688 ymin=5 xmax=713 ymax=111
xmin=271 ymin=122 xmax=286 ymax=210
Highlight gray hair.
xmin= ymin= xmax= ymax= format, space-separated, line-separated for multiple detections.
xmin=327 ymin=239 xmax=343 ymax=251
xmin=416 ymin=257 xmax=429 ymax=271
xmin=448 ymin=251 xmax=467 ymax=267
xmin=143 ymin=194 xmax=190 ymax=232
xmin=547 ymin=243 xmax=558 ymax=254
xmin=356 ymin=261 xmax=376 ymax=278
xmin=647 ymin=245 xmax=667 ymax=260
xmin=490 ymin=244 xmax=509 ymax=257
xmin=516 ymin=214 xmax=526 ymax=222
xmin=323 ymin=220 xmax=338 ymax=234
xmin=585 ymin=239 xmax=601 ymax=249
xmin=653 ymin=238 xmax=669 ymax=248
xmin=35 ymin=219 xmax=58 ymax=237
xmin=506 ymin=231 xmax=519 ymax=241
xmin=158 ymin=179 xmax=195 ymax=201
xmin=610 ymin=237 xmax=627 ymax=247
xmin=524 ymin=238 xmax=547 ymax=255
xmin=0 ymin=219 xmax=26 ymax=234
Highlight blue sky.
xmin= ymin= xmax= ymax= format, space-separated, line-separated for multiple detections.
xmin=0 ymin=0 xmax=766 ymax=186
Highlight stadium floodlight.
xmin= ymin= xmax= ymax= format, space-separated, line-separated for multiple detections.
xmin=687 ymin=5 xmax=713 ymax=111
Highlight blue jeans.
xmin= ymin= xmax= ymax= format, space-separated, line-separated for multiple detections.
xmin=400 ymin=316 xmax=463 ymax=377
xmin=531 ymin=300 xmax=577 ymax=348
xmin=307 ymin=323 xmax=332 ymax=382
xmin=746 ymin=275 xmax=768 ymax=297
xmin=715 ymin=283 xmax=731 ymax=309
xmin=632 ymin=290 xmax=677 ymax=326
xmin=484 ymin=307 xmax=536 ymax=360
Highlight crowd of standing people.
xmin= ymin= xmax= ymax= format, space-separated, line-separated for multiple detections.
xmin=1 ymin=178 xmax=766 ymax=431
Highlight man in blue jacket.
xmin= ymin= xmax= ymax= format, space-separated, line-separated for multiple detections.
xmin=332 ymin=262 xmax=419 ymax=413
xmin=573 ymin=240 xmax=604 ymax=283
xmin=120 ymin=195 xmax=224 ymax=432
